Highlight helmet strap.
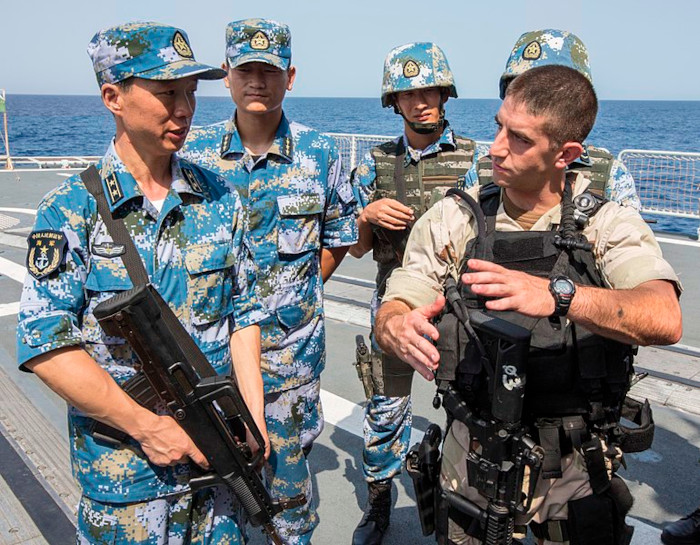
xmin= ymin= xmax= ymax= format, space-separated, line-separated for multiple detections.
xmin=397 ymin=96 xmax=447 ymax=135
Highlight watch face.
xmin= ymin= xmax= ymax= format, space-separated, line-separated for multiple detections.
xmin=553 ymin=277 xmax=575 ymax=295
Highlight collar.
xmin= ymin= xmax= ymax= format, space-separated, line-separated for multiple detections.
xmin=219 ymin=112 xmax=294 ymax=163
xmin=99 ymin=141 xmax=204 ymax=213
xmin=400 ymin=122 xmax=456 ymax=167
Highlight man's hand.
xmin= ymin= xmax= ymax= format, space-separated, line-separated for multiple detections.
xmin=132 ymin=412 xmax=210 ymax=469
xmin=362 ymin=198 xmax=414 ymax=230
xmin=375 ymin=296 xmax=445 ymax=380
xmin=462 ymin=259 xmax=554 ymax=317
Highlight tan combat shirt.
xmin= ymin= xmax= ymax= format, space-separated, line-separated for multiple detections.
xmin=383 ymin=175 xmax=680 ymax=308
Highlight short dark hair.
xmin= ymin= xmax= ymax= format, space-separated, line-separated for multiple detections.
xmin=505 ymin=65 xmax=597 ymax=146
xmin=116 ymin=77 xmax=136 ymax=92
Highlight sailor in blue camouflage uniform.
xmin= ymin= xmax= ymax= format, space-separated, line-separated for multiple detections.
xmin=349 ymin=43 xmax=479 ymax=545
xmin=180 ymin=19 xmax=358 ymax=545
xmin=463 ymin=29 xmax=641 ymax=210
xmin=16 ymin=22 xmax=267 ymax=545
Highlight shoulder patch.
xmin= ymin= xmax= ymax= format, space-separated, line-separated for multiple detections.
xmin=27 ymin=230 xmax=67 ymax=280
xmin=104 ymin=172 xmax=124 ymax=205
xmin=181 ymin=166 xmax=204 ymax=193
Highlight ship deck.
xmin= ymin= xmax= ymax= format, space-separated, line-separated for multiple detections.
xmin=0 ymin=168 xmax=698 ymax=545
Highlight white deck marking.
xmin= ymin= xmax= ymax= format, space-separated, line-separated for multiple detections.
xmin=0 ymin=207 xmax=37 ymax=216
xmin=656 ymin=236 xmax=700 ymax=248
xmin=0 ymin=257 xmax=27 ymax=284
xmin=0 ymin=302 xmax=19 ymax=317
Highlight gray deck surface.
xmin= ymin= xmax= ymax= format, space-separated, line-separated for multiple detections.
xmin=0 ymin=168 xmax=698 ymax=545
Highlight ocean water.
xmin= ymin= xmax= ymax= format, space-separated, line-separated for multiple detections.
xmin=3 ymin=94 xmax=699 ymax=235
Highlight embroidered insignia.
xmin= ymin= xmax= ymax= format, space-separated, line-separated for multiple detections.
xmin=173 ymin=31 xmax=194 ymax=59
xmin=220 ymin=133 xmax=233 ymax=156
xmin=282 ymin=137 xmax=292 ymax=158
xmin=182 ymin=167 xmax=203 ymax=193
xmin=523 ymin=40 xmax=542 ymax=60
xmin=92 ymin=242 xmax=126 ymax=258
xmin=104 ymin=172 xmax=124 ymax=205
xmin=27 ymin=230 xmax=67 ymax=279
xmin=250 ymin=30 xmax=270 ymax=51
xmin=403 ymin=60 xmax=420 ymax=78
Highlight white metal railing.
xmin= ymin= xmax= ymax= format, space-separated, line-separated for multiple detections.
xmin=0 ymin=156 xmax=99 ymax=170
xmin=2 ymin=139 xmax=698 ymax=234
xmin=617 ymin=149 xmax=700 ymax=219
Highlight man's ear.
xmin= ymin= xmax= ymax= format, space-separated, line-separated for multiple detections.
xmin=221 ymin=62 xmax=231 ymax=90
xmin=286 ymin=65 xmax=297 ymax=92
xmin=555 ymin=141 xmax=584 ymax=169
xmin=101 ymin=84 xmax=123 ymax=116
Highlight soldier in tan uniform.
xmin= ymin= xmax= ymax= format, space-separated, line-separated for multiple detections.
xmin=375 ymin=65 xmax=682 ymax=544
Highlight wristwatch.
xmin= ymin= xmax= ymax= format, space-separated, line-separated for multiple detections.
xmin=549 ymin=275 xmax=576 ymax=317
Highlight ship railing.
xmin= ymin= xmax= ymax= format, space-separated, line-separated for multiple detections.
xmin=1 ymin=137 xmax=698 ymax=236
xmin=0 ymin=156 xmax=99 ymax=170
xmin=327 ymin=133 xmax=699 ymax=237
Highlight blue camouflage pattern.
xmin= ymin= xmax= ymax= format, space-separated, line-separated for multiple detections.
xmin=17 ymin=142 xmax=264 ymax=504
xmin=87 ymin=22 xmax=225 ymax=86
xmin=263 ymin=379 xmax=323 ymax=544
xmin=352 ymin=125 xmax=474 ymax=482
xmin=181 ymin=114 xmax=357 ymax=393
xmin=460 ymin=144 xmax=641 ymax=209
xmin=77 ymin=487 xmax=245 ymax=544
xmin=226 ymin=19 xmax=292 ymax=70
xmin=181 ymin=114 xmax=356 ymax=544
xmin=381 ymin=42 xmax=457 ymax=108
xmin=499 ymin=29 xmax=591 ymax=99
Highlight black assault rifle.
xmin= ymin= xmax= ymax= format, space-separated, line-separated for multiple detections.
xmin=93 ymin=284 xmax=304 ymax=545
xmin=409 ymin=278 xmax=543 ymax=545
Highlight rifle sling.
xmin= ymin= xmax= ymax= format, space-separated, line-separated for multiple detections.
xmin=80 ymin=166 xmax=218 ymax=384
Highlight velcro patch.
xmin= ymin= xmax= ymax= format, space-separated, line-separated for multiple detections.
xmin=27 ymin=230 xmax=67 ymax=279
xmin=92 ymin=242 xmax=126 ymax=258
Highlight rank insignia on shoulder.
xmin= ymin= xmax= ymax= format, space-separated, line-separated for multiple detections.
xmin=181 ymin=167 xmax=204 ymax=193
xmin=220 ymin=133 xmax=233 ymax=156
xmin=27 ymin=230 xmax=67 ymax=280
xmin=92 ymin=242 xmax=126 ymax=258
xmin=403 ymin=60 xmax=420 ymax=78
xmin=523 ymin=40 xmax=542 ymax=60
xmin=104 ymin=172 xmax=124 ymax=205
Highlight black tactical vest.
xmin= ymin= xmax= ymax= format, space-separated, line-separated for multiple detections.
xmin=436 ymin=185 xmax=633 ymax=428
xmin=476 ymin=145 xmax=615 ymax=198
xmin=369 ymin=134 xmax=476 ymax=295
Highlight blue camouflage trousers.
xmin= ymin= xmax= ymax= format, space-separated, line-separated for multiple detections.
xmin=263 ymin=379 xmax=324 ymax=545
xmin=76 ymin=486 xmax=245 ymax=544
xmin=362 ymin=394 xmax=413 ymax=482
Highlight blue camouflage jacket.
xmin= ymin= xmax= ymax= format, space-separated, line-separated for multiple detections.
xmin=17 ymin=142 xmax=265 ymax=503
xmin=181 ymin=113 xmax=358 ymax=393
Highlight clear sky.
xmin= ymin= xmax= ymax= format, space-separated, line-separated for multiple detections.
xmin=2 ymin=0 xmax=699 ymax=100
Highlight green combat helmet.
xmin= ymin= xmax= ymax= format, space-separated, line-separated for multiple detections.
xmin=499 ymin=29 xmax=591 ymax=99
xmin=381 ymin=42 xmax=457 ymax=134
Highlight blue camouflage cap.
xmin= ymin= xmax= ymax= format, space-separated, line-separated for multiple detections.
xmin=88 ymin=22 xmax=226 ymax=86
xmin=225 ymin=19 xmax=291 ymax=70
xmin=500 ymin=29 xmax=592 ymax=99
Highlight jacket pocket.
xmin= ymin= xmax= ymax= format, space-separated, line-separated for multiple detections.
xmin=277 ymin=193 xmax=323 ymax=255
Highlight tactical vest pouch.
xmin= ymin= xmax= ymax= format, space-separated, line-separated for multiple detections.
xmin=617 ymin=397 xmax=654 ymax=453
